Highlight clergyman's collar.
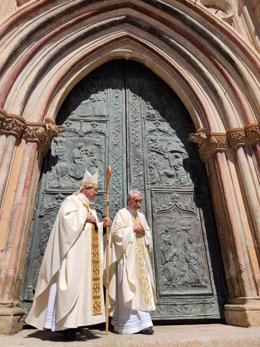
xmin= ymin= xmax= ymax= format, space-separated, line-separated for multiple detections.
xmin=78 ymin=192 xmax=91 ymax=206
xmin=127 ymin=206 xmax=138 ymax=217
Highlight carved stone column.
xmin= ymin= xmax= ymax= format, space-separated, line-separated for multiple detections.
xmin=189 ymin=123 xmax=260 ymax=327
xmin=0 ymin=110 xmax=59 ymax=334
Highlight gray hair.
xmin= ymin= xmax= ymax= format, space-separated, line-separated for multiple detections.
xmin=128 ymin=190 xmax=143 ymax=198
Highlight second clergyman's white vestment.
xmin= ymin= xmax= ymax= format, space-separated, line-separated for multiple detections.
xmin=26 ymin=192 xmax=105 ymax=330
xmin=107 ymin=208 xmax=156 ymax=334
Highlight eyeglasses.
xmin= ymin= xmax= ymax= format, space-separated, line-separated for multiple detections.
xmin=133 ymin=199 xmax=142 ymax=203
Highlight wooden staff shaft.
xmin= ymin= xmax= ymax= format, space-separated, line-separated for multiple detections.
xmin=105 ymin=166 xmax=111 ymax=335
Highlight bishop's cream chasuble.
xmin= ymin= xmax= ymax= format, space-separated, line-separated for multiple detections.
xmin=26 ymin=192 xmax=105 ymax=330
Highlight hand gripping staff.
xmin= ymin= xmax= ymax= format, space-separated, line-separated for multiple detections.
xmin=105 ymin=166 xmax=112 ymax=335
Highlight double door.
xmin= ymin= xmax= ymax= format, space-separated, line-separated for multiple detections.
xmin=21 ymin=60 xmax=226 ymax=320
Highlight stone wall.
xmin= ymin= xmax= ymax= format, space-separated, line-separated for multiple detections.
xmin=0 ymin=0 xmax=18 ymax=18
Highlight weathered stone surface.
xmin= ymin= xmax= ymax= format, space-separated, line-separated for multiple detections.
xmin=225 ymin=304 xmax=260 ymax=327
xmin=0 ymin=1 xmax=17 ymax=19
xmin=1 ymin=324 xmax=260 ymax=346
xmin=0 ymin=307 xmax=25 ymax=334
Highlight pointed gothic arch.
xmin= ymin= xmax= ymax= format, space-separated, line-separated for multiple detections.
xmin=0 ymin=0 xmax=258 ymax=127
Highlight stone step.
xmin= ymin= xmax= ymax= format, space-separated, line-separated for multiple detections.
xmin=1 ymin=324 xmax=260 ymax=346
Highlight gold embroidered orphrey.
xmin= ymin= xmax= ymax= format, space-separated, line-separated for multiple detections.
xmin=132 ymin=215 xmax=152 ymax=305
xmin=84 ymin=203 xmax=102 ymax=316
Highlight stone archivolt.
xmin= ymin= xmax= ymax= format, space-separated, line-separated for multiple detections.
xmin=189 ymin=123 xmax=260 ymax=162
xmin=0 ymin=110 xmax=60 ymax=156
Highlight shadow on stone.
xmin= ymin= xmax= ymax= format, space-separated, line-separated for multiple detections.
xmin=24 ymin=328 xmax=103 ymax=342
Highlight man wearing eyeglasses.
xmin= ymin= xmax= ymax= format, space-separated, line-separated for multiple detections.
xmin=107 ymin=190 xmax=156 ymax=335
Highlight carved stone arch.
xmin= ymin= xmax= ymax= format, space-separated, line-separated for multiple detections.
xmin=0 ymin=1 xmax=258 ymax=130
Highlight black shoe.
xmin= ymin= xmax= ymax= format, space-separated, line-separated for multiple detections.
xmin=142 ymin=327 xmax=154 ymax=335
xmin=62 ymin=328 xmax=88 ymax=341
xmin=73 ymin=330 xmax=88 ymax=341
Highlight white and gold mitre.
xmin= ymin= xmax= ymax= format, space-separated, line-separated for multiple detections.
xmin=81 ymin=169 xmax=98 ymax=188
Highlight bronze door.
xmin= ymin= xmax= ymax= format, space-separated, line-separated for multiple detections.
xmin=21 ymin=60 xmax=226 ymax=320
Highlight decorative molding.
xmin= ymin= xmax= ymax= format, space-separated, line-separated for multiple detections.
xmin=189 ymin=128 xmax=228 ymax=162
xmin=226 ymin=128 xmax=246 ymax=149
xmin=0 ymin=109 xmax=26 ymax=138
xmin=189 ymin=123 xmax=260 ymax=162
xmin=245 ymin=123 xmax=260 ymax=146
xmin=0 ymin=110 xmax=60 ymax=156
xmin=17 ymin=0 xmax=30 ymax=6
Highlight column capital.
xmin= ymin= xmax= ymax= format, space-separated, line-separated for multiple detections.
xmin=0 ymin=109 xmax=26 ymax=139
xmin=189 ymin=123 xmax=260 ymax=162
xmin=0 ymin=109 xmax=60 ymax=156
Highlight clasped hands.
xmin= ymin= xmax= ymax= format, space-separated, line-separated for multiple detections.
xmin=133 ymin=222 xmax=145 ymax=236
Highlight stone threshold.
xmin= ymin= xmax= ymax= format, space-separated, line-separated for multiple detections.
xmin=1 ymin=324 xmax=260 ymax=346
